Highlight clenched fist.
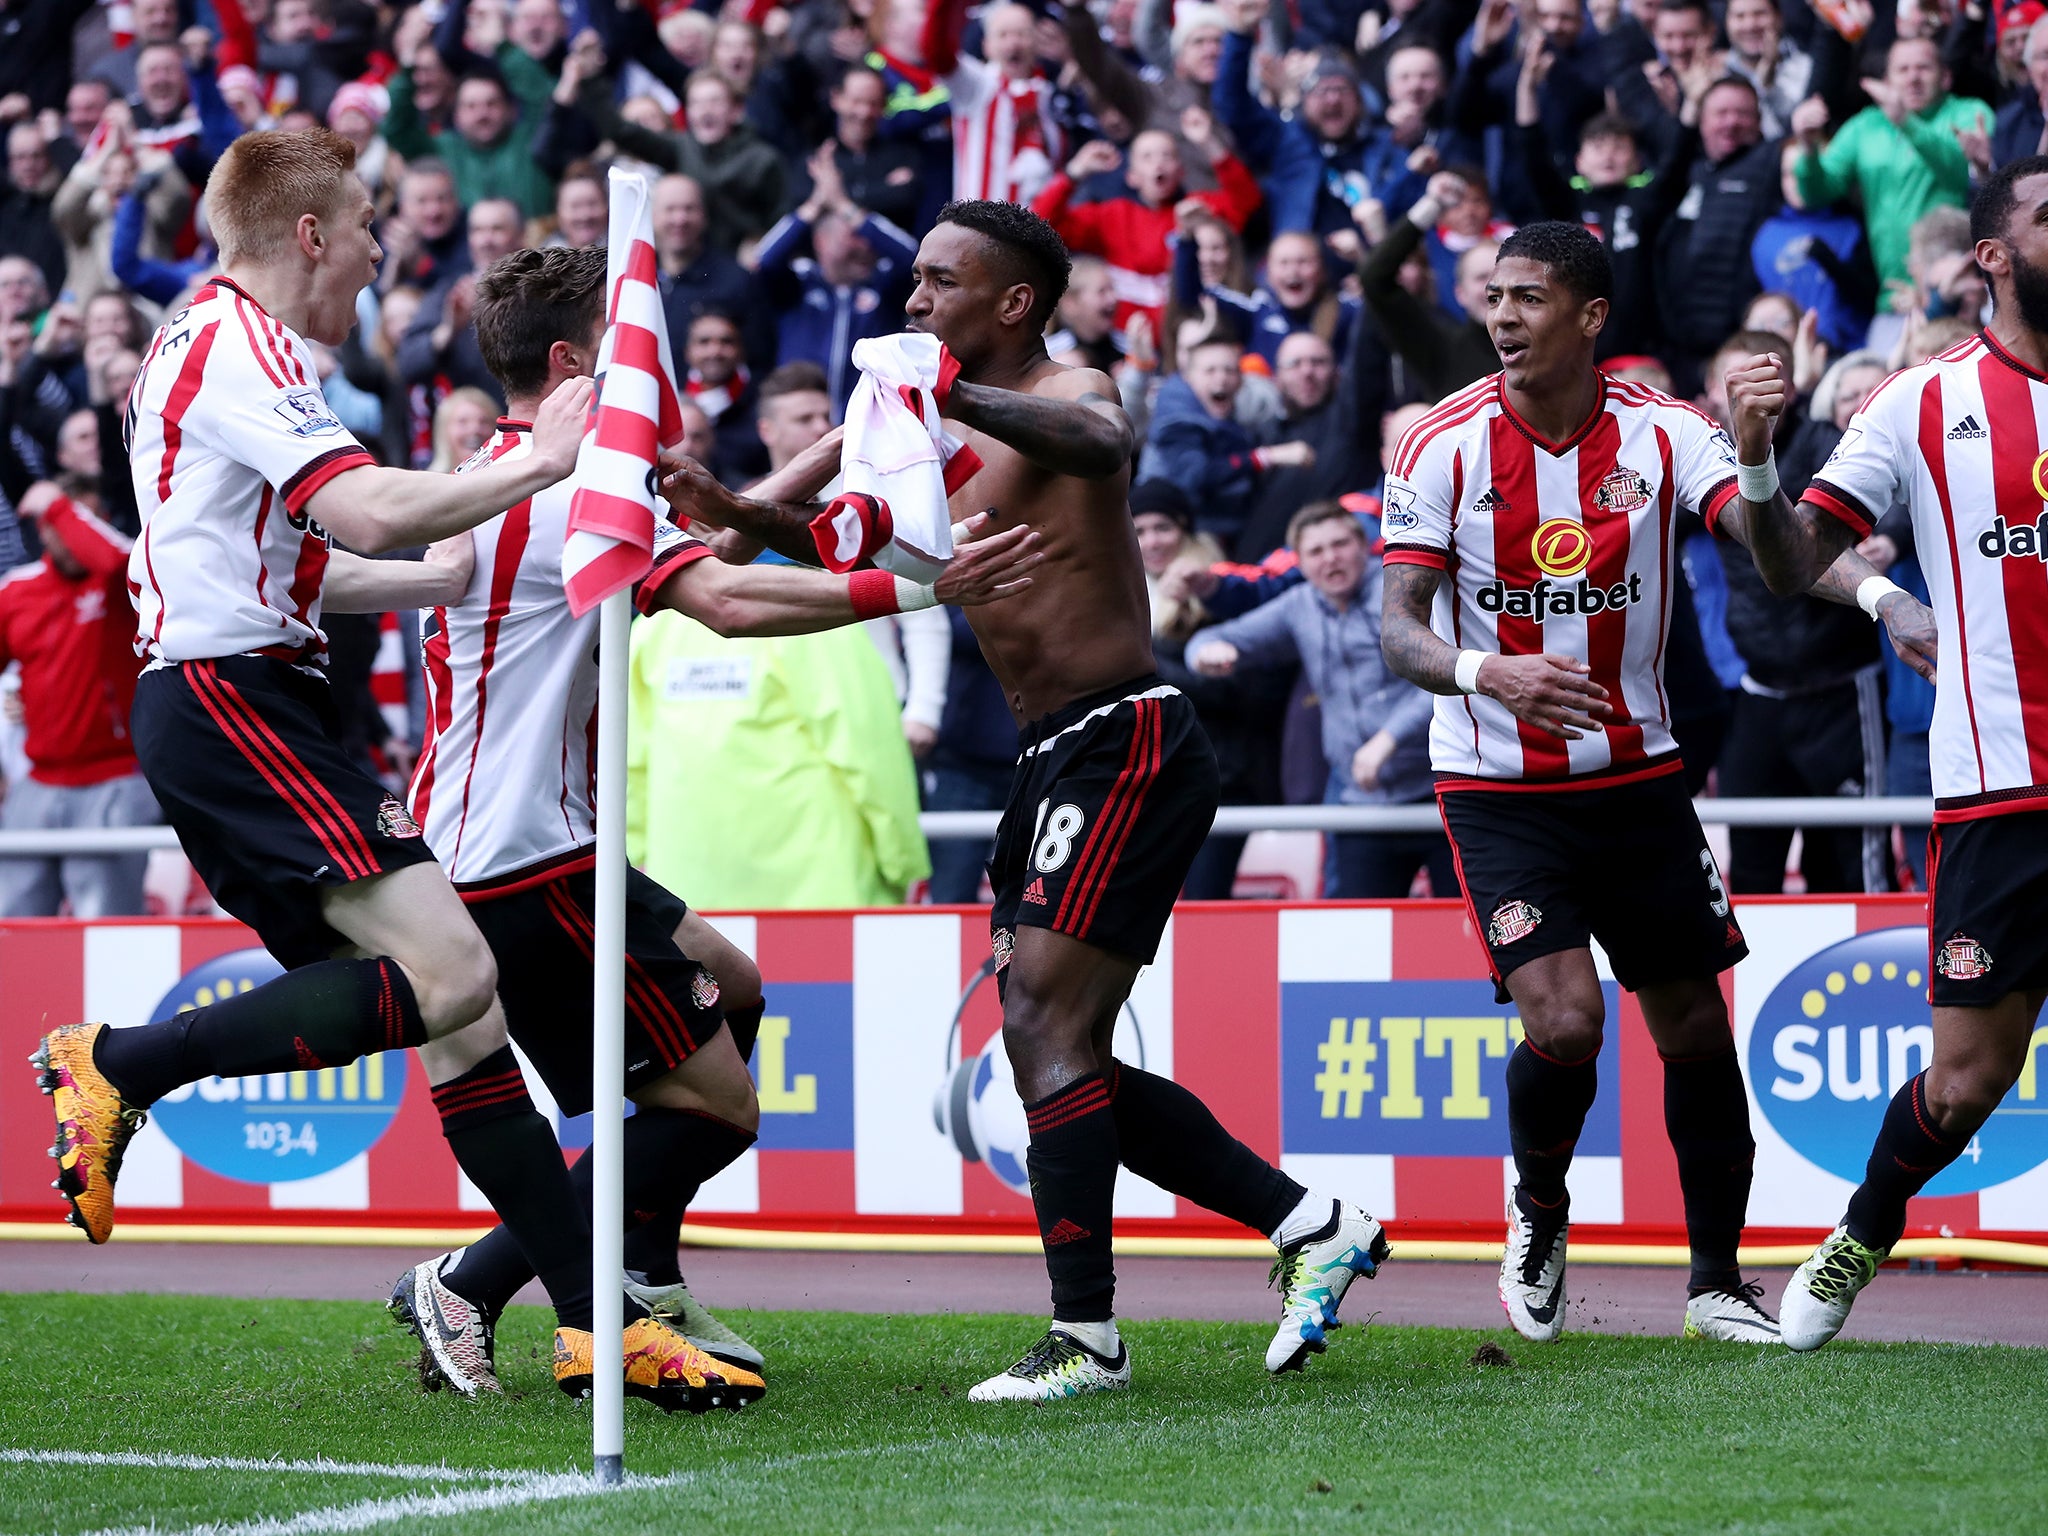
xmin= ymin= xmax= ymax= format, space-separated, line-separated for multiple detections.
xmin=1722 ymin=353 xmax=1788 ymax=468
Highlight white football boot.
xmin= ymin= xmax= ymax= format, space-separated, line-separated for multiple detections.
xmin=1265 ymin=1201 xmax=1391 ymax=1372
xmin=1499 ymin=1194 xmax=1568 ymax=1343
xmin=1683 ymin=1281 xmax=1781 ymax=1342
xmin=1781 ymin=1224 xmax=1890 ymax=1352
xmin=968 ymin=1327 xmax=1132 ymax=1402
xmin=386 ymin=1252 xmax=501 ymax=1396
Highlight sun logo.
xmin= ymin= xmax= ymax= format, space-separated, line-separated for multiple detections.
xmin=1531 ymin=518 xmax=1593 ymax=578
xmin=2032 ymin=449 xmax=2048 ymax=503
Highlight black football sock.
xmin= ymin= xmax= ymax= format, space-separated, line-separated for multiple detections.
xmin=1506 ymin=1040 xmax=1598 ymax=1218
xmin=1662 ymin=1046 xmax=1755 ymax=1293
xmin=1023 ymin=1071 xmax=1120 ymax=1324
xmin=94 ymin=956 xmax=426 ymax=1107
xmin=722 ymin=1002 xmax=765 ymax=1064
xmin=1844 ymin=1072 xmax=1971 ymax=1250
xmin=430 ymin=1048 xmax=601 ymax=1332
xmin=454 ymin=1106 xmax=756 ymax=1308
xmin=617 ymin=1007 xmax=762 ymax=1283
xmin=1107 ymin=1061 xmax=1305 ymax=1236
xmin=618 ymin=1105 xmax=758 ymax=1283
xmin=623 ymin=1212 xmax=686 ymax=1286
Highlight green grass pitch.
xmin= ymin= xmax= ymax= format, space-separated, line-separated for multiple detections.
xmin=3 ymin=1291 xmax=2044 ymax=1534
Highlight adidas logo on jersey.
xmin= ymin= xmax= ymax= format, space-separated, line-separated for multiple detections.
xmin=1477 ymin=572 xmax=1646 ymax=621
xmin=1472 ymin=487 xmax=1510 ymax=514
xmin=1947 ymin=415 xmax=1986 ymax=441
xmin=1022 ymin=878 xmax=1048 ymax=906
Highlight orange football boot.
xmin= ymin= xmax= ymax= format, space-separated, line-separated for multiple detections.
xmin=31 ymin=1023 xmax=146 ymax=1243
xmin=554 ymin=1317 xmax=766 ymax=1413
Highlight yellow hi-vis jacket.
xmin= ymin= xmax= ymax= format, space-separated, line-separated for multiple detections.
xmin=626 ymin=613 xmax=932 ymax=908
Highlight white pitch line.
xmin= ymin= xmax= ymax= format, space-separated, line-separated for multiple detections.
xmin=77 ymin=1471 xmax=696 ymax=1536
xmin=0 ymin=1449 xmax=508 ymax=1483
xmin=20 ymin=1430 xmax=1039 ymax=1536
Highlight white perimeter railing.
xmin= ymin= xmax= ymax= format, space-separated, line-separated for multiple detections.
xmin=0 ymin=797 xmax=1939 ymax=856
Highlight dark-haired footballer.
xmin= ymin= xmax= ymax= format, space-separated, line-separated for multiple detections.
xmin=658 ymin=200 xmax=1388 ymax=1402
xmin=1377 ymin=220 xmax=1936 ymax=1345
xmin=1737 ymin=157 xmax=2048 ymax=1349
xmin=321 ymin=244 xmax=1043 ymax=1407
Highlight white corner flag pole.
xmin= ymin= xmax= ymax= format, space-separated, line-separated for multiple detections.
xmin=591 ymin=586 xmax=631 ymax=1486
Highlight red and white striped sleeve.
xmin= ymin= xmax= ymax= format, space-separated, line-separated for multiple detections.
xmin=192 ymin=331 xmax=375 ymax=515
xmin=633 ymin=514 xmax=718 ymax=614
xmin=1801 ymin=382 xmax=1912 ymax=540
xmin=1379 ymin=419 xmax=1458 ymax=571
xmin=1667 ymin=406 xmax=1743 ymax=537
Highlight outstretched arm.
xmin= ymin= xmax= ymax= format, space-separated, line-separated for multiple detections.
xmin=657 ymin=428 xmax=847 ymax=566
xmin=1714 ymin=355 xmax=1937 ymax=679
xmin=1381 ymin=562 xmax=1614 ymax=739
xmin=321 ymin=540 xmax=476 ymax=613
xmin=306 ymin=378 xmax=593 ymax=552
xmin=657 ymin=522 xmax=1042 ymax=636
xmin=946 ymin=369 xmax=1134 ymax=480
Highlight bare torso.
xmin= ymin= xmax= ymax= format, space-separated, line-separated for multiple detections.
xmin=945 ymin=361 xmax=1155 ymax=723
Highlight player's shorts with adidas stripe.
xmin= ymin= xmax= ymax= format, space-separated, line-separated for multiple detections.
xmin=130 ymin=655 xmax=438 ymax=968
xmin=1437 ymin=757 xmax=1748 ymax=1004
xmin=988 ymin=675 xmax=1218 ymax=974
xmin=1925 ymin=810 xmax=2048 ymax=1006
xmin=466 ymin=863 xmax=723 ymax=1116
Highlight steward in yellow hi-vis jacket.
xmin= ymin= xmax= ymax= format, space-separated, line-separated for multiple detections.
xmin=627 ymin=613 xmax=932 ymax=908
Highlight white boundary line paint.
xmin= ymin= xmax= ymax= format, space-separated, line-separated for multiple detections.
xmin=0 ymin=1450 xmax=506 ymax=1482
xmin=16 ymin=1433 xmax=1041 ymax=1536
xmin=77 ymin=1472 xmax=696 ymax=1536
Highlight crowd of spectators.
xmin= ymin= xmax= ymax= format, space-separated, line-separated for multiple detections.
xmin=0 ymin=0 xmax=2011 ymax=910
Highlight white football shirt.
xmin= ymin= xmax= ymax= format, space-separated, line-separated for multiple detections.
xmin=1801 ymin=329 xmax=2048 ymax=818
xmin=411 ymin=420 xmax=712 ymax=891
xmin=1383 ymin=373 xmax=1741 ymax=784
xmin=126 ymin=277 xmax=375 ymax=665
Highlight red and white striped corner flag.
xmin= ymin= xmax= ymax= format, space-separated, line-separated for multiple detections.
xmin=563 ymin=168 xmax=686 ymax=617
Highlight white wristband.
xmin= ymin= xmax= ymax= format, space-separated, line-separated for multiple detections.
xmin=1856 ymin=575 xmax=1904 ymax=619
xmin=1736 ymin=452 xmax=1780 ymax=503
xmin=897 ymin=576 xmax=939 ymax=613
xmin=1454 ymin=649 xmax=1488 ymax=694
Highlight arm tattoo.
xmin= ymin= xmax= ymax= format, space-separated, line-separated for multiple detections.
xmin=948 ymin=380 xmax=1134 ymax=480
xmin=1380 ymin=563 xmax=1466 ymax=695
xmin=1725 ymin=488 xmax=1856 ymax=597
xmin=1808 ymin=540 xmax=1888 ymax=607
xmin=713 ymin=495 xmax=828 ymax=567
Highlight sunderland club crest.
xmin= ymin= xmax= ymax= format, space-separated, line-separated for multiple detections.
xmin=1487 ymin=900 xmax=1544 ymax=948
xmin=376 ymin=798 xmax=422 ymax=839
xmin=1936 ymin=935 xmax=1992 ymax=981
xmin=1593 ymin=467 xmax=1652 ymax=515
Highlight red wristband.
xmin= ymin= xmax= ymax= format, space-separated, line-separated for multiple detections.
xmin=848 ymin=567 xmax=900 ymax=620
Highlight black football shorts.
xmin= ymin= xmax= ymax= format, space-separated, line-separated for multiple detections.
xmin=1437 ymin=759 xmax=1748 ymax=1003
xmin=1926 ymin=810 xmax=2048 ymax=1006
xmin=989 ymin=676 xmax=1218 ymax=973
xmin=131 ymin=655 xmax=439 ymax=969
xmin=466 ymin=864 xmax=724 ymax=1116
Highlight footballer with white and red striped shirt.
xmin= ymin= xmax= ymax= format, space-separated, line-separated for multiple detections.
xmin=316 ymin=246 xmax=1043 ymax=1389
xmin=1730 ymin=157 xmax=2048 ymax=1349
xmin=25 ymin=130 xmax=755 ymax=1415
xmin=1379 ymin=222 xmax=1934 ymax=1347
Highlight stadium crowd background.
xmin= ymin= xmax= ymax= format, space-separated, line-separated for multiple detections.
xmin=0 ymin=0 xmax=2010 ymax=913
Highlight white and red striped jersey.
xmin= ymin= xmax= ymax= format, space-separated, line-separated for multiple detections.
xmin=125 ymin=277 xmax=376 ymax=667
xmin=1383 ymin=373 xmax=1741 ymax=784
xmin=945 ymin=57 xmax=1060 ymax=205
xmin=1801 ymin=329 xmax=2048 ymax=820
xmin=411 ymin=420 xmax=713 ymax=893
